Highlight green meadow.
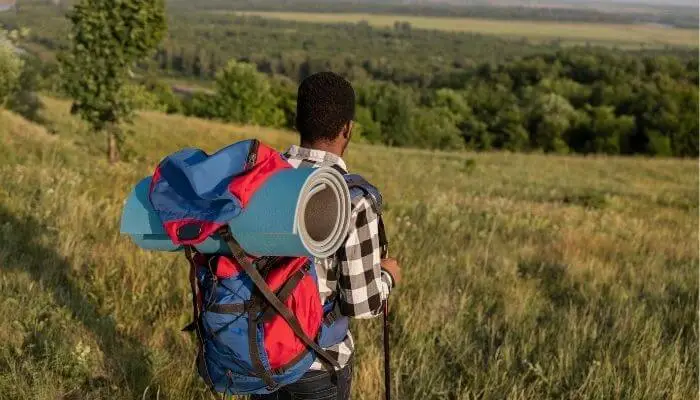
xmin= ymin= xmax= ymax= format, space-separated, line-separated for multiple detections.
xmin=0 ymin=97 xmax=696 ymax=399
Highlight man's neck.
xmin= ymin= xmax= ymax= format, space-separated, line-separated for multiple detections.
xmin=300 ymin=140 xmax=343 ymax=158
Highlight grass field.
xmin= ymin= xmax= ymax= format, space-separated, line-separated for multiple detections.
xmin=0 ymin=97 xmax=697 ymax=399
xmin=234 ymin=11 xmax=699 ymax=48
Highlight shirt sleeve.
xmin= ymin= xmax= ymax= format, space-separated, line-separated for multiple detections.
xmin=336 ymin=196 xmax=392 ymax=319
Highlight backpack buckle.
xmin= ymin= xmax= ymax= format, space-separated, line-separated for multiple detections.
xmin=324 ymin=310 xmax=337 ymax=326
xmin=217 ymin=226 xmax=234 ymax=241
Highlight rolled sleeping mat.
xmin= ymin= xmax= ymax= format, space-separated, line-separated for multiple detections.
xmin=119 ymin=166 xmax=352 ymax=258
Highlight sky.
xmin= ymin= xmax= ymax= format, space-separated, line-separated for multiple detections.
xmin=577 ymin=0 xmax=696 ymax=5
xmin=508 ymin=0 xmax=697 ymax=6
xmin=426 ymin=0 xmax=698 ymax=7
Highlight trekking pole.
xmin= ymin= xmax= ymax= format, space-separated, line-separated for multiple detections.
xmin=378 ymin=217 xmax=391 ymax=400
xmin=381 ymin=235 xmax=391 ymax=400
xmin=383 ymin=298 xmax=391 ymax=400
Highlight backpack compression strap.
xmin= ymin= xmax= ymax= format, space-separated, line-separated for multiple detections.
xmin=217 ymin=226 xmax=342 ymax=377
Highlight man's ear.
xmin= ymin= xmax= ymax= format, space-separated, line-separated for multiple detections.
xmin=342 ymin=121 xmax=354 ymax=140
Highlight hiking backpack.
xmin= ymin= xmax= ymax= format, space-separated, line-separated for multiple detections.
xmin=147 ymin=139 xmax=386 ymax=396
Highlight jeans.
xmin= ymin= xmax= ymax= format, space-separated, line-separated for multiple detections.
xmin=250 ymin=360 xmax=353 ymax=400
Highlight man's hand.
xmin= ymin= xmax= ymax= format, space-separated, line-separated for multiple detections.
xmin=381 ymin=258 xmax=401 ymax=287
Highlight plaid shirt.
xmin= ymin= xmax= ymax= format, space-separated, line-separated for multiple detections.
xmin=283 ymin=145 xmax=392 ymax=371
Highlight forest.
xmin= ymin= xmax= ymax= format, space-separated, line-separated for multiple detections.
xmin=178 ymin=49 xmax=699 ymax=157
xmin=1 ymin=0 xmax=698 ymax=157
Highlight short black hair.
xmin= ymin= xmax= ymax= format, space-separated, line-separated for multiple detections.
xmin=296 ymin=72 xmax=356 ymax=143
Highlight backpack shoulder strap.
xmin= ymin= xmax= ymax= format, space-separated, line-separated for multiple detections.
xmin=342 ymin=172 xmax=388 ymax=258
xmin=330 ymin=165 xmax=388 ymax=256
xmin=344 ymin=173 xmax=383 ymax=215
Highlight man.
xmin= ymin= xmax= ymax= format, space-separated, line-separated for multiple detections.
xmin=252 ymin=72 xmax=401 ymax=399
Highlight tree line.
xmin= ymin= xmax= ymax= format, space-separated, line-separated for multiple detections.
xmin=152 ymin=13 xmax=560 ymax=88
xmin=153 ymin=12 xmax=696 ymax=90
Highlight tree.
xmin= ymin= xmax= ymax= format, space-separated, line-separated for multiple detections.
xmin=0 ymin=29 xmax=24 ymax=107
xmin=353 ymin=106 xmax=382 ymax=144
xmin=156 ymin=46 xmax=169 ymax=70
xmin=269 ymin=75 xmax=297 ymax=129
xmin=119 ymin=83 xmax=167 ymax=113
xmin=357 ymin=81 xmax=417 ymax=147
xmin=539 ymin=77 xmax=591 ymax=108
xmin=179 ymin=46 xmax=192 ymax=76
xmin=668 ymin=84 xmax=699 ymax=157
xmin=491 ymin=105 xmax=530 ymax=151
xmin=171 ymin=46 xmax=185 ymax=73
xmin=183 ymin=91 xmax=217 ymax=119
xmin=208 ymin=59 xmax=285 ymax=127
xmin=409 ymin=107 xmax=463 ymax=150
xmin=208 ymin=52 xmax=219 ymax=78
xmin=429 ymin=89 xmax=485 ymax=149
xmin=431 ymin=89 xmax=471 ymax=121
xmin=192 ymin=51 xmax=202 ymax=77
xmin=6 ymin=54 xmax=46 ymax=124
xmin=60 ymin=0 xmax=166 ymax=163
xmin=569 ymin=106 xmax=634 ymax=154
xmin=143 ymin=77 xmax=183 ymax=114
xmin=528 ymin=93 xmax=576 ymax=153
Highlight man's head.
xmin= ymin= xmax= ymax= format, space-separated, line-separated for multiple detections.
xmin=296 ymin=72 xmax=356 ymax=156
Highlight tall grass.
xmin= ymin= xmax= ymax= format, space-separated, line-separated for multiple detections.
xmin=0 ymin=98 xmax=697 ymax=399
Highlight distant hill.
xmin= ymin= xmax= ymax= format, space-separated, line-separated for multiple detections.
xmin=171 ymin=0 xmax=698 ymax=28
xmin=358 ymin=0 xmax=697 ymax=6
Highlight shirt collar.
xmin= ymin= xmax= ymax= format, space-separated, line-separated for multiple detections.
xmin=285 ymin=145 xmax=348 ymax=172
